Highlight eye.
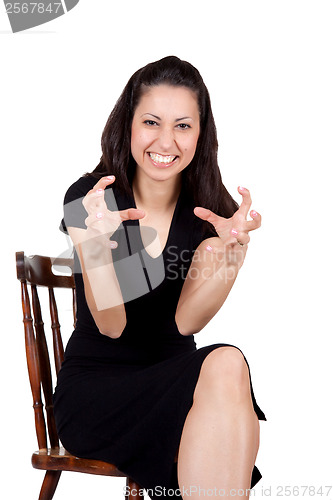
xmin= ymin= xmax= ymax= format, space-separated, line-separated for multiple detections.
xmin=177 ymin=123 xmax=191 ymax=130
xmin=143 ymin=120 xmax=158 ymax=126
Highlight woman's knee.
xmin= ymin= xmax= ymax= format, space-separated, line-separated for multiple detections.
xmin=194 ymin=346 xmax=251 ymax=401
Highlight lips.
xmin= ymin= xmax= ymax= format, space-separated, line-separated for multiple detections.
xmin=148 ymin=152 xmax=179 ymax=167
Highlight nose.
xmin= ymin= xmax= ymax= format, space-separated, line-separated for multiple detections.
xmin=156 ymin=125 xmax=176 ymax=152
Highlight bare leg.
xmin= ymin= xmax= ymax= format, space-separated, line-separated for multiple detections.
xmin=177 ymin=347 xmax=260 ymax=500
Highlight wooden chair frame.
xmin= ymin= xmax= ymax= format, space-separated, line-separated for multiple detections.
xmin=16 ymin=251 xmax=143 ymax=500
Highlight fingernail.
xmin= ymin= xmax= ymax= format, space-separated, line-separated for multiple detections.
xmin=107 ymin=175 xmax=115 ymax=180
xmin=110 ymin=241 xmax=118 ymax=249
xmin=239 ymin=186 xmax=246 ymax=191
xmin=96 ymin=212 xmax=103 ymax=219
xmin=231 ymin=229 xmax=238 ymax=236
xmin=251 ymin=210 xmax=258 ymax=217
xmin=206 ymin=245 xmax=213 ymax=252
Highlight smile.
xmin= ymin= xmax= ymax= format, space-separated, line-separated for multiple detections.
xmin=148 ymin=152 xmax=178 ymax=167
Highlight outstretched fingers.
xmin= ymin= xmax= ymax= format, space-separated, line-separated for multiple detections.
xmin=93 ymin=175 xmax=116 ymax=190
xmin=237 ymin=186 xmax=252 ymax=217
xmin=193 ymin=206 xmax=222 ymax=226
xmin=246 ymin=210 xmax=262 ymax=231
xmin=229 ymin=228 xmax=251 ymax=247
xmin=83 ymin=175 xmax=116 ymax=212
xmin=85 ymin=207 xmax=145 ymax=227
xmin=119 ymin=208 xmax=146 ymax=221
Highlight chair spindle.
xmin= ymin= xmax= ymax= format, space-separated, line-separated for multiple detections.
xmin=49 ymin=287 xmax=64 ymax=376
xmin=31 ymin=285 xmax=59 ymax=449
xmin=21 ymin=280 xmax=48 ymax=450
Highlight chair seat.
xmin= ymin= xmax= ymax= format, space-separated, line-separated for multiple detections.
xmin=32 ymin=447 xmax=126 ymax=477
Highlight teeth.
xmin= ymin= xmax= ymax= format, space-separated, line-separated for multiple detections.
xmin=149 ymin=153 xmax=177 ymax=164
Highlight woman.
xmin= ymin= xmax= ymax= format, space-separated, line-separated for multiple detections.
xmin=53 ymin=55 xmax=266 ymax=499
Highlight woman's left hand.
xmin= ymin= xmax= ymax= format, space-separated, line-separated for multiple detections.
xmin=193 ymin=186 xmax=261 ymax=255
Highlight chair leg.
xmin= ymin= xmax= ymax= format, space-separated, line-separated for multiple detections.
xmin=38 ymin=470 xmax=62 ymax=500
xmin=125 ymin=477 xmax=144 ymax=499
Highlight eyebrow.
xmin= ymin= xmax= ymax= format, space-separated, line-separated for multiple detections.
xmin=141 ymin=113 xmax=193 ymax=122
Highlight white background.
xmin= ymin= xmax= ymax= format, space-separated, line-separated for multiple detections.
xmin=1 ymin=1 xmax=332 ymax=498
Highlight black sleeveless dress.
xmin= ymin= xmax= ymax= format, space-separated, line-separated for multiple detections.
xmin=53 ymin=175 xmax=267 ymax=498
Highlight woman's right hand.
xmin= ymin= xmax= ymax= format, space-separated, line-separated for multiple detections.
xmin=82 ymin=175 xmax=145 ymax=249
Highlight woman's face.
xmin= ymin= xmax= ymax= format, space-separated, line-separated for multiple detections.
xmin=131 ymin=84 xmax=200 ymax=182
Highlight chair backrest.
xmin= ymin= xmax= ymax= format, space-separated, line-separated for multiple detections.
xmin=16 ymin=251 xmax=76 ymax=451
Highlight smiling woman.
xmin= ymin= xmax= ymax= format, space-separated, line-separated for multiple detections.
xmin=53 ymin=56 xmax=266 ymax=500
xmin=131 ymin=85 xmax=200 ymax=176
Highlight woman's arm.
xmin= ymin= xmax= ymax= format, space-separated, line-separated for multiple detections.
xmin=176 ymin=186 xmax=261 ymax=336
xmin=67 ymin=175 xmax=145 ymax=339
xmin=175 ymin=237 xmax=247 ymax=335
xmin=69 ymin=226 xmax=126 ymax=339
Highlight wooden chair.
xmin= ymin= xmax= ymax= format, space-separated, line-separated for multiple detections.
xmin=16 ymin=251 xmax=143 ymax=500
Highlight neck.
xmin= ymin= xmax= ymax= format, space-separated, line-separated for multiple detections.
xmin=132 ymin=170 xmax=182 ymax=212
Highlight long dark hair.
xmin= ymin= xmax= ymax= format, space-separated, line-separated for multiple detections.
xmin=85 ymin=55 xmax=238 ymax=219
